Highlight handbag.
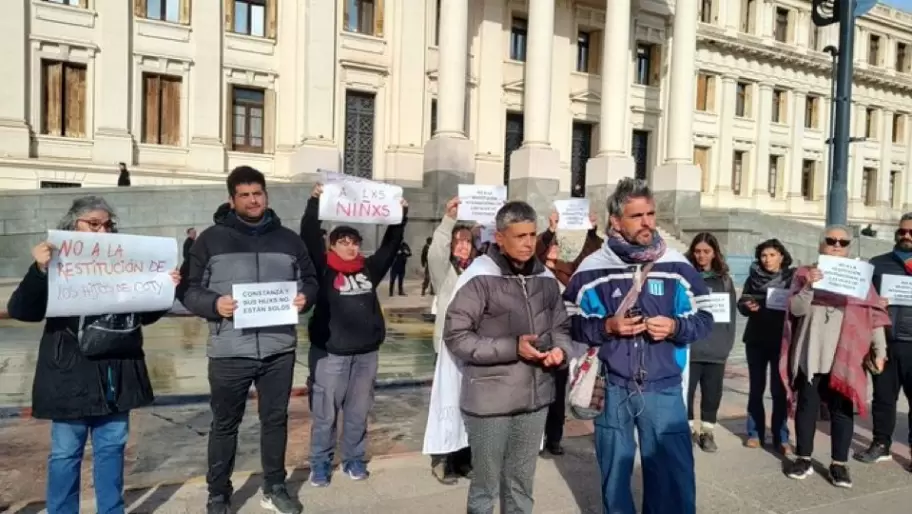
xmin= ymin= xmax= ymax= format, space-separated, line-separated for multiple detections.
xmin=78 ymin=314 xmax=143 ymax=358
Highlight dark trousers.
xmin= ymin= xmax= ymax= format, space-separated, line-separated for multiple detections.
xmin=206 ymin=352 xmax=295 ymax=497
xmin=794 ymin=372 xmax=854 ymax=462
xmin=872 ymin=343 xmax=912 ymax=447
xmin=745 ymin=343 xmax=789 ymax=444
xmin=389 ymin=267 xmax=405 ymax=295
xmin=422 ymin=267 xmax=434 ymax=295
xmin=545 ymin=368 xmax=568 ymax=444
xmin=686 ymin=361 xmax=725 ymax=424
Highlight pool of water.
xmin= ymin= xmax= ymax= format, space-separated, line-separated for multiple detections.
xmin=0 ymin=311 xmax=436 ymax=409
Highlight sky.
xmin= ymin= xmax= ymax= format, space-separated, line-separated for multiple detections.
xmin=883 ymin=0 xmax=912 ymax=13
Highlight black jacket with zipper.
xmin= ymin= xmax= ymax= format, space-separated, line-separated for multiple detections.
xmin=871 ymin=251 xmax=912 ymax=343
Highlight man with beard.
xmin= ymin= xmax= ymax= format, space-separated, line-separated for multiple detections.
xmin=563 ymin=178 xmax=714 ymax=514
xmin=856 ymin=213 xmax=912 ymax=467
xmin=183 ymin=166 xmax=319 ymax=514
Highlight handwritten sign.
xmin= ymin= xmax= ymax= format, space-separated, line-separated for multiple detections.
xmin=321 ymin=169 xmax=370 ymax=184
xmin=46 ymin=230 xmax=177 ymax=317
xmin=880 ymin=274 xmax=912 ymax=306
xmin=318 ymin=178 xmax=403 ymax=225
xmin=232 ymin=281 xmax=299 ymax=329
xmin=707 ymin=293 xmax=731 ymax=323
xmin=813 ymin=255 xmax=874 ymax=300
xmin=477 ymin=226 xmax=496 ymax=245
xmin=554 ymin=199 xmax=591 ymax=230
xmin=766 ymin=287 xmax=790 ymax=311
xmin=457 ymin=185 xmax=507 ymax=224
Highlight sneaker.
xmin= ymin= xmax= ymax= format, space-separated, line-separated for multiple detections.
xmin=309 ymin=462 xmax=332 ymax=487
xmin=431 ymin=459 xmax=458 ymax=485
xmin=785 ymin=458 xmax=814 ymax=480
xmin=260 ymin=484 xmax=303 ymax=514
xmin=206 ymin=495 xmax=230 ymax=514
xmin=854 ymin=442 xmax=892 ymax=464
xmin=544 ymin=441 xmax=565 ymax=456
xmin=343 ymin=460 xmax=370 ymax=480
xmin=698 ymin=431 xmax=718 ymax=453
xmin=829 ymin=463 xmax=853 ymax=488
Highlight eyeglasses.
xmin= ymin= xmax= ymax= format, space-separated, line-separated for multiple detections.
xmin=824 ymin=237 xmax=851 ymax=248
xmin=897 ymin=229 xmax=912 ymax=238
xmin=78 ymin=219 xmax=114 ymax=232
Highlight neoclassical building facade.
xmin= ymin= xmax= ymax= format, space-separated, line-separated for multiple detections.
xmin=1 ymin=0 xmax=911 ymax=224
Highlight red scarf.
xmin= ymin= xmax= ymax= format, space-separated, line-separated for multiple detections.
xmin=326 ymin=251 xmax=365 ymax=274
xmin=779 ymin=266 xmax=890 ymax=417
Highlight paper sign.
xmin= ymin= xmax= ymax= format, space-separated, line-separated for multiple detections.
xmin=766 ymin=287 xmax=790 ymax=311
xmin=477 ymin=226 xmax=496 ymax=245
xmin=232 ymin=281 xmax=299 ymax=329
xmin=554 ymin=199 xmax=592 ymax=230
xmin=880 ymin=274 xmax=912 ymax=306
xmin=457 ymin=185 xmax=507 ymax=224
xmin=318 ymin=178 xmax=403 ymax=225
xmin=46 ymin=230 xmax=178 ymax=317
xmin=707 ymin=293 xmax=731 ymax=323
xmin=813 ymin=255 xmax=874 ymax=300
xmin=320 ymin=169 xmax=370 ymax=184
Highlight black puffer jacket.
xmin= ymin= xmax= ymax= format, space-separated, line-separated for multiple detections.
xmin=871 ymin=251 xmax=912 ymax=343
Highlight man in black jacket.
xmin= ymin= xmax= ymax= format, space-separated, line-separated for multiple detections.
xmin=299 ymin=182 xmax=408 ymax=487
xmin=183 ymin=167 xmax=319 ymax=514
xmin=857 ymin=213 xmax=912 ymax=466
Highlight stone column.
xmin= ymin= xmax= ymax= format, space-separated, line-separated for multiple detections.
xmin=652 ymin=0 xmax=702 ymax=220
xmin=903 ymin=113 xmax=912 ymax=213
xmin=93 ymin=0 xmax=134 ymax=165
xmin=473 ymin=0 xmax=505 ymax=185
xmin=0 ymin=0 xmax=28 ymax=157
xmin=878 ymin=110 xmax=894 ymax=215
xmin=188 ymin=0 xmax=226 ymax=172
xmin=507 ymin=0 xmax=560 ymax=225
xmin=423 ymin=0 xmax=475 ymax=211
xmin=787 ymin=91 xmax=806 ymax=211
xmin=585 ymin=0 xmax=635 ymax=215
xmin=751 ymin=83 xmax=773 ymax=208
xmin=849 ymin=104 xmax=867 ymax=210
xmin=712 ymin=75 xmax=737 ymax=205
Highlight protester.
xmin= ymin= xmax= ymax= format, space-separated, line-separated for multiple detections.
xmin=183 ymin=227 xmax=197 ymax=261
xmin=424 ymin=197 xmax=476 ymax=484
xmin=183 ymin=166 xmax=319 ymax=514
xmin=388 ymin=241 xmax=412 ymax=296
xmin=534 ymin=209 xmax=601 ymax=456
xmin=563 ymin=178 xmax=713 ymax=514
xmin=421 ymin=236 xmax=435 ymax=296
xmin=444 ymin=200 xmax=571 ymax=514
xmin=684 ymin=232 xmax=737 ymax=453
xmin=858 ymin=213 xmax=912 ymax=465
xmin=117 ymin=162 xmax=131 ymax=187
xmin=300 ymin=183 xmax=409 ymax=487
xmin=737 ymin=238 xmax=795 ymax=452
xmin=781 ymin=225 xmax=889 ymax=488
xmin=6 ymin=195 xmax=179 ymax=514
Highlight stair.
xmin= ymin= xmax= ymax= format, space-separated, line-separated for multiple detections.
xmin=656 ymin=226 xmax=690 ymax=254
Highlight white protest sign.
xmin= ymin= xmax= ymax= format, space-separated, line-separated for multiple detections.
xmin=766 ymin=287 xmax=790 ymax=311
xmin=880 ymin=274 xmax=912 ymax=307
xmin=477 ymin=226 xmax=496 ymax=244
xmin=707 ymin=293 xmax=731 ymax=323
xmin=457 ymin=185 xmax=507 ymax=224
xmin=320 ymin=169 xmax=370 ymax=184
xmin=554 ymin=199 xmax=591 ymax=230
xmin=232 ymin=281 xmax=299 ymax=329
xmin=813 ymin=255 xmax=874 ymax=300
xmin=318 ymin=178 xmax=403 ymax=225
xmin=46 ymin=230 xmax=177 ymax=317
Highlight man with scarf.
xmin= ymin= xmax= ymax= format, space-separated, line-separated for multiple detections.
xmin=856 ymin=213 xmax=912 ymax=466
xmin=299 ymin=183 xmax=408 ymax=487
xmin=563 ymin=178 xmax=714 ymax=514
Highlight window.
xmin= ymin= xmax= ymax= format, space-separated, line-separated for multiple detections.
xmin=45 ymin=0 xmax=82 ymax=5
xmin=891 ymin=170 xmax=901 ymax=207
xmin=735 ymin=82 xmax=752 ymax=118
xmin=344 ymin=91 xmax=376 ymax=178
xmin=869 ymin=34 xmax=881 ymax=66
xmin=146 ymin=0 xmax=180 ymax=22
xmin=510 ymin=17 xmax=527 ymax=61
xmin=41 ymin=60 xmax=87 ymax=138
xmin=142 ymin=74 xmax=182 ymax=146
xmin=865 ymin=107 xmax=877 ymax=139
xmin=434 ymin=0 xmax=441 ymax=46
xmin=430 ymin=99 xmax=437 ymax=136
xmin=894 ymin=113 xmax=906 ymax=143
xmin=635 ymin=43 xmax=661 ymax=86
xmin=699 ymin=0 xmax=713 ymax=23
xmin=862 ymin=167 xmax=877 ymax=206
xmin=801 ymin=159 xmax=815 ymax=200
xmin=805 ymin=95 xmax=820 ymax=129
xmin=898 ymin=42 xmax=909 ymax=73
xmin=344 ymin=0 xmax=383 ymax=36
xmin=230 ymin=87 xmax=265 ymax=153
xmin=732 ymin=151 xmax=745 ymax=195
xmin=809 ymin=25 xmax=819 ymax=51
xmin=233 ymin=0 xmax=266 ymax=37
xmin=695 ymin=73 xmax=716 ymax=112
xmin=771 ymin=89 xmax=787 ymax=123
xmin=740 ymin=0 xmax=755 ymax=33
xmin=693 ymin=146 xmax=711 ymax=193
xmin=768 ymin=155 xmax=780 ymax=197
xmin=577 ymin=31 xmax=590 ymax=73
xmin=40 ymin=181 xmax=81 ymax=188
xmin=774 ymin=7 xmax=789 ymax=43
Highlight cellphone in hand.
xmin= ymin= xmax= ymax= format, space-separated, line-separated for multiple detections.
xmin=626 ymin=307 xmax=643 ymax=319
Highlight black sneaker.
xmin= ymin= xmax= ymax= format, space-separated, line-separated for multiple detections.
xmin=691 ymin=431 xmax=699 ymax=446
xmin=545 ymin=441 xmax=565 ymax=456
xmin=785 ymin=458 xmax=814 ymax=480
xmin=829 ymin=463 xmax=853 ymax=488
xmin=854 ymin=442 xmax=892 ymax=464
xmin=260 ymin=484 xmax=303 ymax=514
xmin=698 ymin=431 xmax=718 ymax=453
xmin=206 ymin=495 xmax=230 ymax=514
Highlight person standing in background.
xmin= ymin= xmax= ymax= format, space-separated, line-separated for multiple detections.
xmin=421 ymin=237 xmax=435 ymax=296
xmin=389 ymin=241 xmax=412 ymax=296
xmin=183 ymin=228 xmax=197 ymax=261
xmin=117 ymin=162 xmax=131 ymax=187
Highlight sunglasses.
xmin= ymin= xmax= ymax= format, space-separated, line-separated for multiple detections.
xmin=824 ymin=237 xmax=851 ymax=248
xmin=897 ymin=229 xmax=912 ymax=238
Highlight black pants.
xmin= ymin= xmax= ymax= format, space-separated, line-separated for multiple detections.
xmin=686 ymin=361 xmax=725 ymax=424
xmin=389 ymin=267 xmax=405 ymax=295
xmin=746 ymin=343 xmax=789 ymax=444
xmin=872 ymin=343 xmax=912 ymax=447
xmin=545 ymin=368 xmax=569 ymax=444
xmin=794 ymin=372 xmax=854 ymax=462
xmin=422 ymin=267 xmax=434 ymax=295
xmin=207 ymin=352 xmax=295 ymax=497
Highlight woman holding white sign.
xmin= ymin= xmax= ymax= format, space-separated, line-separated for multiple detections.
xmin=6 ymin=196 xmax=180 ymax=514
xmin=780 ymin=225 xmax=890 ymax=489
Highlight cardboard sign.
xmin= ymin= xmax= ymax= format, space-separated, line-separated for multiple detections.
xmin=232 ymin=281 xmax=299 ymax=329
xmin=318 ymin=178 xmax=404 ymax=225
xmin=457 ymin=185 xmax=507 ymax=224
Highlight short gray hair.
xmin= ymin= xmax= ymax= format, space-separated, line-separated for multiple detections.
xmin=56 ymin=195 xmax=119 ymax=232
xmin=608 ymin=178 xmax=653 ymax=218
xmin=820 ymin=224 xmax=851 ymax=244
xmin=495 ymin=201 xmax=537 ymax=232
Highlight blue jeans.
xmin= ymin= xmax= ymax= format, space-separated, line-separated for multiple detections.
xmin=46 ymin=412 xmax=130 ymax=514
xmin=745 ymin=343 xmax=789 ymax=444
xmin=595 ymin=384 xmax=695 ymax=514
xmin=307 ymin=346 xmax=379 ymax=467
